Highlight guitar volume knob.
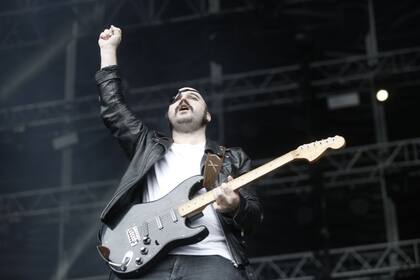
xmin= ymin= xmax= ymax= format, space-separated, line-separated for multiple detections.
xmin=143 ymin=237 xmax=151 ymax=245
xmin=140 ymin=247 xmax=148 ymax=255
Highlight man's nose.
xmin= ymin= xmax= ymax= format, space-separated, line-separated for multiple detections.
xmin=179 ymin=97 xmax=189 ymax=105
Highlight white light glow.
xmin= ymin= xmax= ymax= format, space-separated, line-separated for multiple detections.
xmin=376 ymin=89 xmax=389 ymax=102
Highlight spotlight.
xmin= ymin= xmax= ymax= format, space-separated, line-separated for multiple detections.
xmin=376 ymin=89 xmax=389 ymax=102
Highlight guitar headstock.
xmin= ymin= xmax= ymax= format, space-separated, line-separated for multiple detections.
xmin=294 ymin=135 xmax=346 ymax=162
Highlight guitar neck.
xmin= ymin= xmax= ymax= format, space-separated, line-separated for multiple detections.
xmin=177 ymin=150 xmax=296 ymax=218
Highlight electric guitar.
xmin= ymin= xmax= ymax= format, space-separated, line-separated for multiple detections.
xmin=97 ymin=136 xmax=346 ymax=278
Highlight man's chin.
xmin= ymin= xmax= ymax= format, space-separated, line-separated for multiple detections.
xmin=172 ymin=120 xmax=205 ymax=133
xmin=175 ymin=118 xmax=192 ymax=124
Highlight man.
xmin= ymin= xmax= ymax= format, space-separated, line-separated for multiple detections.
xmin=96 ymin=25 xmax=263 ymax=280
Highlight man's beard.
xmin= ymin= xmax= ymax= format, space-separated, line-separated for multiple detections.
xmin=169 ymin=110 xmax=208 ymax=134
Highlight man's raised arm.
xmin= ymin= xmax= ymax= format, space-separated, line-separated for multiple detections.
xmin=96 ymin=25 xmax=149 ymax=158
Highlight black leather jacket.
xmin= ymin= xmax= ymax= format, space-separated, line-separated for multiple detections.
xmin=95 ymin=65 xmax=263 ymax=273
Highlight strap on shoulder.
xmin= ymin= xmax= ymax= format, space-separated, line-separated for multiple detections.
xmin=202 ymin=146 xmax=226 ymax=190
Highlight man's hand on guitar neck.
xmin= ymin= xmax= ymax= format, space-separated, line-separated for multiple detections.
xmin=212 ymin=176 xmax=240 ymax=216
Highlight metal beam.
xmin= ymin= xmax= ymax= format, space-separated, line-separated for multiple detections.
xmin=1 ymin=138 xmax=420 ymax=219
xmin=1 ymin=46 xmax=420 ymax=133
xmin=251 ymin=239 xmax=420 ymax=279
xmin=259 ymin=137 xmax=420 ymax=195
xmin=55 ymin=20 xmax=78 ymax=280
xmin=0 ymin=0 xmax=254 ymax=49
xmin=106 ymin=0 xmax=254 ymax=28
xmin=0 ymin=180 xmax=117 ymax=220
xmin=0 ymin=0 xmax=99 ymax=50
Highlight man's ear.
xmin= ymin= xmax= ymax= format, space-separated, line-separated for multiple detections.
xmin=206 ymin=112 xmax=212 ymax=123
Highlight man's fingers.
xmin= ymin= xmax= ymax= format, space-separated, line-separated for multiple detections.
xmin=99 ymin=26 xmax=122 ymax=43
xmin=110 ymin=25 xmax=121 ymax=34
xmin=212 ymin=202 xmax=221 ymax=211
xmin=213 ymin=187 xmax=222 ymax=199
xmin=100 ymin=26 xmax=121 ymax=38
xmin=221 ymin=183 xmax=233 ymax=195
xmin=214 ymin=186 xmax=233 ymax=203
xmin=213 ymin=188 xmax=228 ymax=205
xmin=212 ymin=176 xmax=240 ymax=214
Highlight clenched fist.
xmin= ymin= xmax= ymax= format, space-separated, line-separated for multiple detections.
xmin=98 ymin=25 xmax=121 ymax=69
xmin=98 ymin=25 xmax=122 ymax=51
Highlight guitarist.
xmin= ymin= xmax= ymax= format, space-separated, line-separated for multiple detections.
xmin=96 ymin=25 xmax=263 ymax=280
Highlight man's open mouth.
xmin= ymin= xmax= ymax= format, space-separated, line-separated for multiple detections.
xmin=177 ymin=103 xmax=192 ymax=113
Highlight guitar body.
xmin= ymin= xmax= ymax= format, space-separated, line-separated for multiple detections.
xmin=99 ymin=175 xmax=209 ymax=278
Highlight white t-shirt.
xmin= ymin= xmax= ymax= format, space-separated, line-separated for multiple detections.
xmin=143 ymin=142 xmax=232 ymax=261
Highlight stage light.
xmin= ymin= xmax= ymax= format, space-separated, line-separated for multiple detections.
xmin=376 ymin=89 xmax=389 ymax=102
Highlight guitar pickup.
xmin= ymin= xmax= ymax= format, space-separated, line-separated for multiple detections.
xmin=170 ymin=209 xmax=178 ymax=223
xmin=155 ymin=216 xmax=163 ymax=230
xmin=141 ymin=222 xmax=149 ymax=237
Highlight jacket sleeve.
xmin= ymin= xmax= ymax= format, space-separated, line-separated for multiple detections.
xmin=95 ymin=65 xmax=148 ymax=158
xmin=223 ymin=148 xmax=263 ymax=235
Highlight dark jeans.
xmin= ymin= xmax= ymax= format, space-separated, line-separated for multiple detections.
xmin=110 ymin=255 xmax=250 ymax=280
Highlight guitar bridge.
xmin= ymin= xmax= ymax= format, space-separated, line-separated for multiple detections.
xmin=126 ymin=226 xmax=141 ymax=247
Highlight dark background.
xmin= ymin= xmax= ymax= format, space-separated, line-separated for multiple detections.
xmin=0 ymin=1 xmax=419 ymax=279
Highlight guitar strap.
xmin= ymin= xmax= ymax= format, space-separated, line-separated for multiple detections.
xmin=202 ymin=146 xmax=226 ymax=191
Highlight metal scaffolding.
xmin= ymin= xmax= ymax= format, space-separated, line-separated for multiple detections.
xmin=1 ymin=39 xmax=419 ymax=280
xmin=1 ymin=46 xmax=420 ymax=133
xmin=0 ymin=0 xmax=254 ymax=50
xmin=1 ymin=2 xmax=419 ymax=280
xmin=0 ymin=180 xmax=116 ymax=220
xmin=252 ymin=239 xmax=420 ymax=280
xmin=1 ymin=137 xmax=419 ymax=220
xmin=262 ymin=137 xmax=420 ymax=195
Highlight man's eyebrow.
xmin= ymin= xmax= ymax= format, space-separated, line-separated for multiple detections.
xmin=179 ymin=92 xmax=201 ymax=99
xmin=188 ymin=92 xmax=201 ymax=99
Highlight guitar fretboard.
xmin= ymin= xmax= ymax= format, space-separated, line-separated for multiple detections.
xmin=177 ymin=151 xmax=296 ymax=217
